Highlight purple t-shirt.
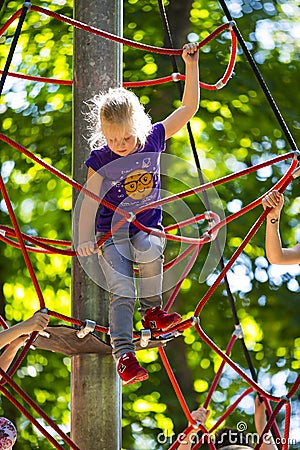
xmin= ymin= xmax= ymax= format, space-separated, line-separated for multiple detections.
xmin=85 ymin=123 xmax=166 ymax=234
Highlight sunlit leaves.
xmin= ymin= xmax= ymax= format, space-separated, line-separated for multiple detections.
xmin=0 ymin=2 xmax=73 ymax=445
xmin=0 ymin=0 xmax=299 ymax=448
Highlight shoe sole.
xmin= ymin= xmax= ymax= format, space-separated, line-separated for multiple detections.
xmin=122 ymin=371 xmax=149 ymax=385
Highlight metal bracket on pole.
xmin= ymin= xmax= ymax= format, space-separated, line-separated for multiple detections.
xmin=76 ymin=320 xmax=96 ymax=339
xmin=159 ymin=330 xmax=181 ymax=341
xmin=140 ymin=329 xmax=152 ymax=348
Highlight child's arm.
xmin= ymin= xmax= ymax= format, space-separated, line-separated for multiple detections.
xmin=254 ymin=397 xmax=278 ymax=450
xmin=0 ymin=312 xmax=50 ymax=372
xmin=177 ymin=407 xmax=210 ymax=450
xmin=162 ymin=42 xmax=199 ymax=140
xmin=77 ymin=167 xmax=104 ymax=256
xmin=0 ymin=336 xmax=27 ymax=373
xmin=262 ymin=190 xmax=300 ymax=264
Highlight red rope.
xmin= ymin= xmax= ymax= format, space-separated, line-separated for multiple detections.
xmin=1 ymin=33 xmax=236 ymax=90
xmin=130 ymin=220 xmax=216 ymax=245
xmin=203 ymin=332 xmax=238 ymax=408
xmin=254 ymin=399 xmax=285 ymax=450
xmin=220 ymin=27 xmax=237 ymax=85
xmin=161 ymin=243 xmax=199 ymax=271
xmin=133 ymin=152 xmax=294 ymax=214
xmin=159 ymin=347 xmax=195 ymax=424
xmin=0 ymin=134 xmax=128 ymax=221
xmin=286 ymin=372 xmax=300 ymax=398
xmin=0 ymin=69 xmax=230 ymax=90
xmin=164 ymin=212 xmax=209 ymax=233
xmin=0 ymin=134 xmax=295 ymax=251
xmin=47 ymin=309 xmax=109 ymax=334
xmin=0 ymin=224 xmax=74 ymax=255
xmin=0 ymin=8 xmax=237 ymax=89
xmin=0 ymin=134 xmax=221 ymax=248
xmin=0 ymin=385 xmax=66 ymax=450
xmin=0 ymin=5 xmax=298 ymax=449
xmin=0 ymin=315 xmax=9 ymax=330
xmin=195 ymin=321 xmax=281 ymax=402
xmin=0 ymin=174 xmax=45 ymax=308
xmin=194 ymin=214 xmax=266 ymax=317
xmin=0 ymin=211 xmax=219 ymax=258
xmin=0 ymin=69 xmax=73 ymax=85
xmin=282 ymin=402 xmax=291 ymax=450
xmin=193 ymin=161 xmax=296 ymax=319
xmin=0 ymin=234 xmax=67 ymax=254
xmin=262 ymin=397 xmax=282 ymax=447
xmin=3 ymin=333 xmax=38 ymax=383
xmin=164 ymin=246 xmax=201 ymax=312
xmin=209 ymin=159 xmax=297 ymax=236
xmin=188 ymin=389 xmax=254 ymax=450
xmin=208 ymin=388 xmax=253 ymax=435
xmin=0 ymin=9 xmax=21 ymax=36
xmin=29 ymin=6 xmax=231 ymax=56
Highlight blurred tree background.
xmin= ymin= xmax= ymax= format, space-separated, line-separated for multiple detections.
xmin=0 ymin=0 xmax=299 ymax=449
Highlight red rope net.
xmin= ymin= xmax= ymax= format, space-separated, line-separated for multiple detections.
xmin=0 ymin=6 xmax=237 ymax=90
xmin=0 ymin=3 xmax=299 ymax=450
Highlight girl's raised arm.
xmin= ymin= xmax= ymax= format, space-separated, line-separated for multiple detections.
xmin=162 ymin=42 xmax=199 ymax=140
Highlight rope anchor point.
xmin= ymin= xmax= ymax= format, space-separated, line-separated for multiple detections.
xmin=280 ymin=395 xmax=290 ymax=404
xmin=171 ymin=72 xmax=180 ymax=82
xmin=76 ymin=320 xmax=96 ymax=338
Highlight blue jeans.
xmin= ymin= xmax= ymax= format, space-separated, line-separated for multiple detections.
xmin=97 ymin=230 xmax=165 ymax=360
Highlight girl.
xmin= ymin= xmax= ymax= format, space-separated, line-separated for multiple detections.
xmin=77 ymin=42 xmax=199 ymax=385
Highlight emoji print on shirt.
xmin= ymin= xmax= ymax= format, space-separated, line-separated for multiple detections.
xmin=123 ymin=169 xmax=154 ymax=200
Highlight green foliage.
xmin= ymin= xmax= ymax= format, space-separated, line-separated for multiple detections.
xmin=0 ymin=0 xmax=299 ymax=449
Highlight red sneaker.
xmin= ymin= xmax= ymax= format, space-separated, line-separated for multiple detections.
xmin=142 ymin=307 xmax=182 ymax=331
xmin=117 ymin=352 xmax=149 ymax=385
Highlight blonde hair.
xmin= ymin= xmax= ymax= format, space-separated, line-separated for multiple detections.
xmin=85 ymin=87 xmax=152 ymax=149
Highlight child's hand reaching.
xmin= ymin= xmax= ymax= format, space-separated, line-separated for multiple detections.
xmin=182 ymin=42 xmax=199 ymax=65
xmin=0 ymin=312 xmax=50 ymax=374
xmin=20 ymin=312 xmax=50 ymax=334
xmin=189 ymin=407 xmax=210 ymax=427
xmin=254 ymin=396 xmax=278 ymax=450
xmin=262 ymin=190 xmax=283 ymax=219
xmin=77 ymin=241 xmax=97 ymax=256
xmin=178 ymin=407 xmax=210 ymax=450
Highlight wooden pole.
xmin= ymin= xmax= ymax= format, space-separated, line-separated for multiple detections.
xmin=71 ymin=1 xmax=122 ymax=449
